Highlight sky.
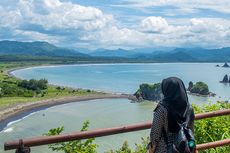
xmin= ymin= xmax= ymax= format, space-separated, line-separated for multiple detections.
xmin=0 ymin=0 xmax=230 ymax=50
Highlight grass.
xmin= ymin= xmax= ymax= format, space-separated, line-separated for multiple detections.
xmin=0 ymin=62 xmax=103 ymax=109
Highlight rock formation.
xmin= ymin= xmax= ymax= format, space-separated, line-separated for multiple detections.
xmin=134 ymin=83 xmax=162 ymax=102
xmin=187 ymin=81 xmax=193 ymax=91
xmin=189 ymin=81 xmax=209 ymax=95
xmin=222 ymin=62 xmax=230 ymax=68
xmin=220 ymin=74 xmax=229 ymax=83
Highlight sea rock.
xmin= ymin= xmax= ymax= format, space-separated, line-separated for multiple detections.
xmin=220 ymin=74 xmax=229 ymax=83
xmin=190 ymin=81 xmax=209 ymax=95
xmin=222 ymin=62 xmax=230 ymax=68
xmin=216 ymin=64 xmax=220 ymax=67
xmin=187 ymin=81 xmax=193 ymax=91
xmin=134 ymin=83 xmax=162 ymax=102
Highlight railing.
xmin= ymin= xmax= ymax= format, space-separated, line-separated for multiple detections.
xmin=4 ymin=109 xmax=230 ymax=152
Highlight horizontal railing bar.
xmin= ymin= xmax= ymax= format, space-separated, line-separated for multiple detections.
xmin=196 ymin=138 xmax=230 ymax=151
xmin=4 ymin=122 xmax=150 ymax=150
xmin=4 ymin=109 xmax=230 ymax=151
xmin=195 ymin=109 xmax=230 ymax=120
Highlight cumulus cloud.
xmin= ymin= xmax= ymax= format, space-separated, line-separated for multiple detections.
xmin=16 ymin=0 xmax=114 ymax=31
xmin=0 ymin=0 xmax=230 ymax=49
xmin=140 ymin=16 xmax=169 ymax=33
xmin=80 ymin=26 xmax=149 ymax=49
xmin=137 ymin=16 xmax=230 ymax=48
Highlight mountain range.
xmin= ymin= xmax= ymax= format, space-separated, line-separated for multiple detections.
xmin=1 ymin=40 xmax=230 ymax=62
xmin=0 ymin=40 xmax=87 ymax=57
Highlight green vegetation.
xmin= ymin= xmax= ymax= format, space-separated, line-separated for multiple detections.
xmin=0 ymin=78 xmax=48 ymax=97
xmin=193 ymin=102 xmax=230 ymax=153
xmin=45 ymin=121 xmax=97 ymax=153
xmin=134 ymin=83 xmax=161 ymax=101
xmin=46 ymin=102 xmax=230 ymax=153
xmin=105 ymin=138 xmax=149 ymax=153
xmin=190 ymin=81 xmax=209 ymax=95
xmin=0 ymin=63 xmax=100 ymax=109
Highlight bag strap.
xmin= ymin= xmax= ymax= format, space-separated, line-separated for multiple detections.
xmin=183 ymin=105 xmax=192 ymax=127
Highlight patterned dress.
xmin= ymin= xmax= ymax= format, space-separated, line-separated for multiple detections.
xmin=148 ymin=104 xmax=194 ymax=153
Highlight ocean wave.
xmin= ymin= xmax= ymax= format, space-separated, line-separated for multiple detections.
xmin=5 ymin=112 xmax=37 ymax=128
xmin=3 ymin=127 xmax=14 ymax=133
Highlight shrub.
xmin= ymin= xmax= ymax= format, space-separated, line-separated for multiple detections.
xmin=192 ymin=102 xmax=230 ymax=153
xmin=45 ymin=121 xmax=97 ymax=153
xmin=18 ymin=79 xmax=48 ymax=91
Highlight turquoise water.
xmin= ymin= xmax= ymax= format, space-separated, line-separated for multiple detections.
xmin=1 ymin=63 xmax=230 ymax=152
xmin=12 ymin=63 xmax=230 ymax=100
xmin=1 ymin=99 xmax=154 ymax=153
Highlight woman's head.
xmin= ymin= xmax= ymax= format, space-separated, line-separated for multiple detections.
xmin=161 ymin=77 xmax=189 ymax=121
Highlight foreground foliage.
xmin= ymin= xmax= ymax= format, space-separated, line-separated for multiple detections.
xmin=47 ymin=102 xmax=230 ymax=153
xmin=192 ymin=102 xmax=230 ymax=153
xmin=45 ymin=121 xmax=97 ymax=153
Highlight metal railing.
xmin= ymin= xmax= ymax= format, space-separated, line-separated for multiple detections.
xmin=4 ymin=109 xmax=230 ymax=152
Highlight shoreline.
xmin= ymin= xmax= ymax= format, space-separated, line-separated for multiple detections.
xmin=0 ymin=93 xmax=131 ymax=130
xmin=1 ymin=65 xmax=134 ymax=130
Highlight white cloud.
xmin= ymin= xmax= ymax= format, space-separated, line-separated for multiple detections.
xmin=81 ymin=26 xmax=149 ymax=49
xmin=14 ymin=29 xmax=61 ymax=44
xmin=140 ymin=16 xmax=169 ymax=33
xmin=17 ymin=0 xmax=114 ymax=31
xmin=121 ymin=0 xmax=230 ymax=14
xmin=0 ymin=0 xmax=230 ymax=49
xmin=0 ymin=6 xmax=22 ymax=28
xmin=137 ymin=16 xmax=230 ymax=48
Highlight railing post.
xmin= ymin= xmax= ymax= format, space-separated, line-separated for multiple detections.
xmin=15 ymin=139 xmax=30 ymax=153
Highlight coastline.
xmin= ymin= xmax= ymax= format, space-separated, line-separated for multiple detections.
xmin=1 ymin=65 xmax=133 ymax=129
xmin=0 ymin=93 xmax=130 ymax=123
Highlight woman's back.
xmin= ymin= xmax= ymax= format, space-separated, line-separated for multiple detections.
xmin=150 ymin=104 xmax=194 ymax=153
xmin=148 ymin=77 xmax=195 ymax=153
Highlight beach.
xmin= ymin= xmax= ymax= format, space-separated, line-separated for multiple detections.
xmin=0 ymin=93 xmax=130 ymax=123
xmin=0 ymin=66 xmax=132 ymax=128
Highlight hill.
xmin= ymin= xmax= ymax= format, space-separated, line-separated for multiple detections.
xmin=90 ymin=48 xmax=137 ymax=57
xmin=1 ymin=40 xmax=230 ymax=62
xmin=0 ymin=41 xmax=88 ymax=57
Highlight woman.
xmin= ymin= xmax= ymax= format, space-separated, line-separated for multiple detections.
xmin=148 ymin=77 xmax=195 ymax=153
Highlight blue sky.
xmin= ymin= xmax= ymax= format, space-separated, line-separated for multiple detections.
xmin=0 ymin=0 xmax=230 ymax=50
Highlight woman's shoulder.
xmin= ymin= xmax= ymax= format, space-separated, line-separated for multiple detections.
xmin=154 ymin=103 xmax=168 ymax=114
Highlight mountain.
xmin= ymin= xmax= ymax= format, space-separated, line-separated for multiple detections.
xmin=127 ymin=47 xmax=230 ymax=62
xmin=90 ymin=48 xmax=137 ymax=57
xmin=89 ymin=47 xmax=173 ymax=58
xmin=0 ymin=40 xmax=88 ymax=57
xmin=169 ymin=47 xmax=230 ymax=61
xmin=1 ymin=40 xmax=230 ymax=62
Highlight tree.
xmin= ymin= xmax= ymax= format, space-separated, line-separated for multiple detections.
xmin=190 ymin=81 xmax=209 ymax=95
xmin=18 ymin=79 xmax=48 ymax=91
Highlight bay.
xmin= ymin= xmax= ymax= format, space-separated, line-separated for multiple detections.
xmin=1 ymin=63 xmax=230 ymax=153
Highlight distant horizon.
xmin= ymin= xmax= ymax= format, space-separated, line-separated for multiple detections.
xmin=0 ymin=0 xmax=230 ymax=50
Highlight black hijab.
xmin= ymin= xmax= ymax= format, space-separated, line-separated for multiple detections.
xmin=161 ymin=77 xmax=190 ymax=132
